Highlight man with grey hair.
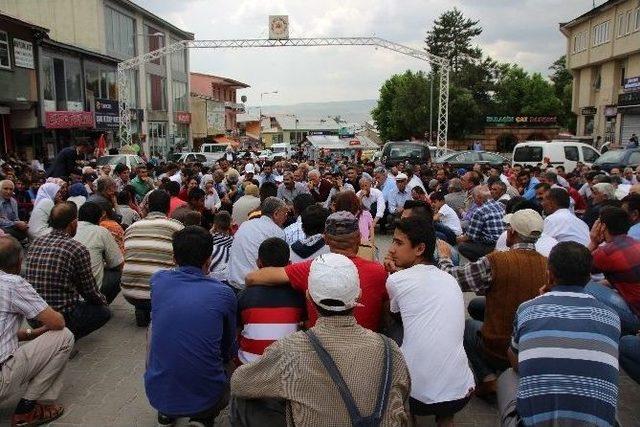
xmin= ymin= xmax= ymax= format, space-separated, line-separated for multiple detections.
xmin=307 ymin=169 xmax=332 ymax=203
xmin=228 ymin=196 xmax=288 ymax=291
xmin=0 ymin=179 xmax=28 ymax=241
xmin=0 ymin=235 xmax=74 ymax=426
xmin=87 ymin=176 xmax=119 ymax=221
xmin=373 ymin=167 xmax=398 ymax=233
xmin=445 ymin=178 xmax=467 ymax=217
xmin=457 ymin=185 xmax=506 ymax=261
xmin=582 ymin=182 xmax=617 ymax=229
xmin=356 ymin=176 xmax=385 ymax=224
xmin=277 ymin=171 xmax=309 ymax=203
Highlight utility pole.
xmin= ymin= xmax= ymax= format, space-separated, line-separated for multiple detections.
xmin=429 ymin=74 xmax=433 ymax=144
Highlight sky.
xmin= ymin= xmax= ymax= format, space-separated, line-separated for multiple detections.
xmin=136 ymin=0 xmax=596 ymax=107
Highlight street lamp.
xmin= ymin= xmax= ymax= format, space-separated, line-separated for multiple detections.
xmin=260 ymin=90 xmax=278 ymax=118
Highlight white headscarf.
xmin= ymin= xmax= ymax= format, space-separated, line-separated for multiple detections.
xmin=34 ymin=182 xmax=60 ymax=206
xmin=200 ymin=174 xmax=214 ymax=190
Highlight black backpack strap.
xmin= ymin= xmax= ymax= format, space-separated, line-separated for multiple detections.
xmin=304 ymin=330 xmax=363 ymax=424
xmin=371 ymin=336 xmax=393 ymax=423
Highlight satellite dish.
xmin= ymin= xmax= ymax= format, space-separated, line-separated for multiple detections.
xmin=241 ymin=95 xmax=247 ymax=103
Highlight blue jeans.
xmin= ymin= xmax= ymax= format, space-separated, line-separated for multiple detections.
xmin=584 ymin=282 xmax=640 ymax=335
xmin=620 ymin=335 xmax=640 ymax=385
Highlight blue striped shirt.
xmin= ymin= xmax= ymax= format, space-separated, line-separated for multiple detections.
xmin=511 ymin=286 xmax=620 ymax=427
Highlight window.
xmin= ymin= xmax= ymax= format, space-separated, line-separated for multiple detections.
xmin=85 ymin=69 xmax=100 ymax=99
xmin=617 ymin=14 xmax=625 ymax=37
xmin=65 ymin=60 xmax=82 ymax=104
xmin=146 ymin=74 xmax=166 ymax=111
xmin=573 ymin=31 xmax=587 ymax=53
xmin=635 ymin=8 xmax=640 ymax=32
xmin=0 ymin=31 xmax=10 ymax=69
xmin=105 ymin=7 xmax=136 ymax=58
xmin=593 ymin=66 xmax=602 ymax=90
xmin=564 ymin=146 xmax=579 ymax=162
xmin=620 ymin=60 xmax=627 ymax=87
xmin=145 ymin=25 xmax=164 ymax=65
xmin=125 ymin=69 xmax=139 ymax=108
xmin=170 ymin=38 xmax=186 ymax=74
xmin=100 ymin=70 xmax=117 ymax=100
xmin=582 ymin=146 xmax=599 ymax=163
xmin=626 ymin=11 xmax=632 ymax=35
xmin=593 ymin=21 xmax=610 ymax=46
xmin=172 ymin=80 xmax=187 ymax=111
xmin=42 ymin=55 xmax=55 ymax=103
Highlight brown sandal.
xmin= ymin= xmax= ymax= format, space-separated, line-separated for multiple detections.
xmin=11 ymin=403 xmax=64 ymax=427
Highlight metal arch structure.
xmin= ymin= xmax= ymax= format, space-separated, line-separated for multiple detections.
xmin=117 ymin=37 xmax=450 ymax=150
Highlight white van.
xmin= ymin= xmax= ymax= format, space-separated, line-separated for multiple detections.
xmin=269 ymin=143 xmax=292 ymax=159
xmin=512 ymin=140 xmax=600 ymax=171
xmin=199 ymin=143 xmax=230 ymax=161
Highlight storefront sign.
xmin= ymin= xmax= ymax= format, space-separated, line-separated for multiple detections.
xmin=604 ymin=105 xmax=618 ymax=118
xmin=45 ymin=111 xmax=94 ymax=129
xmin=580 ymin=106 xmax=597 ymax=116
xmin=13 ymin=38 xmax=34 ymax=69
xmin=175 ymin=112 xmax=191 ymax=124
xmin=348 ymin=139 xmax=360 ymax=146
xmin=624 ymin=76 xmax=640 ymax=92
xmin=486 ymin=116 xmax=557 ymax=124
xmin=619 ymin=91 xmax=640 ymax=108
xmin=94 ymin=98 xmax=119 ymax=129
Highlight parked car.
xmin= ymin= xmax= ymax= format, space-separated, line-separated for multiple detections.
xmin=169 ymin=152 xmax=217 ymax=168
xmin=512 ymin=140 xmax=600 ymax=171
xmin=435 ymin=150 xmax=508 ymax=170
xmin=428 ymin=146 xmax=455 ymax=159
xmin=96 ymin=154 xmax=146 ymax=171
xmin=380 ymin=141 xmax=431 ymax=167
xmin=593 ymin=149 xmax=640 ymax=172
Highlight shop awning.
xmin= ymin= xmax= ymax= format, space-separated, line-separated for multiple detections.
xmin=213 ymin=135 xmax=239 ymax=147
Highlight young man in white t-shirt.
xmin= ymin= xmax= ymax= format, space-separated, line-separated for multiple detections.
xmin=386 ymin=216 xmax=474 ymax=426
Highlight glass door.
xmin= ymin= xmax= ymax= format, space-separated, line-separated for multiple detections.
xmin=148 ymin=121 xmax=167 ymax=159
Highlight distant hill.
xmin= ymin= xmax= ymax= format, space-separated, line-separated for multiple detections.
xmin=253 ymin=99 xmax=378 ymax=124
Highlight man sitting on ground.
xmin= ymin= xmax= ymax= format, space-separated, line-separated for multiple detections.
xmin=231 ymin=253 xmax=411 ymax=426
xmin=26 ymin=202 xmax=111 ymax=340
xmin=437 ymin=209 xmax=547 ymax=398
xmin=456 ymin=185 xmax=505 ymax=261
xmin=497 ymin=242 xmax=620 ymax=427
xmin=246 ymin=211 xmax=388 ymax=331
xmin=0 ymin=179 xmax=28 ymax=241
xmin=145 ymin=226 xmax=236 ymax=427
xmin=0 ymin=236 xmax=74 ymax=427
xmin=237 ymin=237 xmax=305 ymax=364
xmin=73 ymin=202 xmax=124 ymax=304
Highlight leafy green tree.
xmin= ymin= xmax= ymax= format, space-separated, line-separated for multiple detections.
xmin=447 ymin=85 xmax=482 ymax=139
xmin=549 ymin=56 xmax=576 ymax=132
xmin=371 ymin=71 xmax=433 ymax=141
xmin=425 ymin=8 xmax=482 ymax=74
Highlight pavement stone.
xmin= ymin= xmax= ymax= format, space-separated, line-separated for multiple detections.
xmin=1 ymin=234 xmax=639 ymax=426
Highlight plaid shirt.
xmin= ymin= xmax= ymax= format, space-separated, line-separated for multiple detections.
xmin=438 ymin=243 xmax=536 ymax=294
xmin=466 ymin=199 xmax=505 ymax=245
xmin=26 ymin=230 xmax=106 ymax=313
xmin=592 ymin=235 xmax=640 ymax=315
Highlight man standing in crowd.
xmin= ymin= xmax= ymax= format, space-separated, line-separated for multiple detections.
xmin=237 ymin=237 xmax=305 ymax=364
xmin=46 ymin=140 xmax=91 ymax=179
xmin=0 ymin=179 xmax=28 ymax=241
xmin=73 ymin=202 xmax=123 ymax=304
xmin=386 ymin=217 xmax=474 ymax=425
xmin=516 ymin=170 xmax=539 ymax=201
xmin=277 ymin=171 xmax=309 ymax=203
xmin=246 ymin=211 xmax=388 ymax=331
xmin=231 ymin=183 xmax=260 ymax=226
xmin=438 ymin=209 xmax=547 ymax=397
xmin=307 ymin=169 xmax=332 ymax=203
xmin=497 ymin=242 xmax=620 ymax=427
xmin=290 ymin=204 xmax=331 ymax=262
xmin=88 ymin=176 xmax=119 ymax=220
xmin=283 ymin=193 xmax=315 ymax=245
xmin=0 ymin=236 xmax=74 ymax=427
xmin=585 ymin=207 xmax=640 ymax=335
xmin=228 ymin=197 xmax=288 ymax=292
xmin=129 ymin=165 xmax=154 ymax=200
xmin=231 ymin=253 xmax=410 ymax=426
xmin=457 ymin=185 xmax=505 ymax=261
xmin=145 ymin=226 xmax=236 ymax=427
xmin=542 ymin=188 xmax=590 ymax=246
xmin=622 ymin=193 xmax=640 ymax=239
xmin=26 ymin=202 xmax=111 ymax=340
xmin=121 ymin=190 xmax=184 ymax=327
xmin=113 ymin=164 xmax=130 ymax=192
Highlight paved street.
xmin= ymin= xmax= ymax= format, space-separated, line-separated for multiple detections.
xmin=1 ymin=235 xmax=640 ymax=426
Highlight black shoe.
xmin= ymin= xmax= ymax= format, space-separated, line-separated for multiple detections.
xmin=158 ymin=413 xmax=175 ymax=426
xmin=135 ymin=309 xmax=150 ymax=327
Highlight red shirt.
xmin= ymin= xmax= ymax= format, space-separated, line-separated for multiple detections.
xmin=168 ymin=196 xmax=187 ymax=216
xmin=284 ymin=255 xmax=389 ymax=331
xmin=593 ymin=235 xmax=640 ymax=315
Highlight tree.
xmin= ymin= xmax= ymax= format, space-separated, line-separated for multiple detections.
xmin=371 ymin=71 xmax=433 ymax=141
xmin=425 ymin=8 xmax=482 ymax=74
xmin=493 ymin=66 xmax=563 ymax=117
xmin=549 ymin=56 xmax=576 ymax=132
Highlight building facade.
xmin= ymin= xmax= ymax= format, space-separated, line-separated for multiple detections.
xmin=0 ymin=0 xmax=194 ymax=158
xmin=561 ymin=0 xmax=640 ymax=148
xmin=190 ymin=72 xmax=248 ymax=147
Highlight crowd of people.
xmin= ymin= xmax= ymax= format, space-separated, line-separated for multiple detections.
xmin=1 ymin=139 xmax=639 ymax=426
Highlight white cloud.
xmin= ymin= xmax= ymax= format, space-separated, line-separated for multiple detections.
xmin=135 ymin=0 xmax=591 ymax=106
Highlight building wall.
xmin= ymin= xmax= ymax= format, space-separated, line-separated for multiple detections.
xmin=0 ymin=0 xmax=102 ymax=53
xmin=190 ymin=96 xmax=206 ymax=139
xmin=563 ymin=0 xmax=640 ymax=144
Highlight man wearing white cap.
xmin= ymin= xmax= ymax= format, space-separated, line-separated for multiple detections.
xmin=241 ymin=163 xmax=256 ymax=184
xmin=437 ymin=209 xmax=547 ymax=399
xmin=231 ymin=253 xmax=411 ymax=426
xmin=387 ymin=173 xmax=412 ymax=216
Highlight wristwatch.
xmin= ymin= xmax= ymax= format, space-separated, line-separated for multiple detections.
xmin=26 ymin=328 xmax=32 ymax=338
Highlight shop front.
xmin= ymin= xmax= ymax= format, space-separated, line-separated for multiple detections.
xmin=619 ymin=77 xmax=640 ymax=145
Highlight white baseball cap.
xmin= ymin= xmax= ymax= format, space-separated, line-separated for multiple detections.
xmin=244 ymin=163 xmax=255 ymax=174
xmin=504 ymin=209 xmax=543 ymax=238
xmin=395 ymin=173 xmax=408 ymax=181
xmin=308 ymin=253 xmax=361 ymax=312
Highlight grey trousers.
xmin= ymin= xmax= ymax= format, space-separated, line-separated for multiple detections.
xmin=496 ymin=368 xmax=520 ymax=427
xmin=0 ymin=328 xmax=75 ymax=402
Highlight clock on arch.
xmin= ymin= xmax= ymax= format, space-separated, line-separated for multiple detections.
xmin=269 ymin=15 xmax=289 ymax=40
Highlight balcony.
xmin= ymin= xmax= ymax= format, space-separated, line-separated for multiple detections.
xmin=224 ymin=101 xmax=245 ymax=112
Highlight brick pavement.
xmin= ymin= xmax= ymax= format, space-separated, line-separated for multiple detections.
xmin=1 ymin=234 xmax=639 ymax=426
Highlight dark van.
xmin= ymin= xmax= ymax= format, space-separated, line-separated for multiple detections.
xmin=380 ymin=141 xmax=431 ymax=168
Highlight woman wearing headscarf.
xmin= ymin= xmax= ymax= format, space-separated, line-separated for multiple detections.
xmin=28 ymin=181 xmax=68 ymax=240
xmin=202 ymin=175 xmax=221 ymax=212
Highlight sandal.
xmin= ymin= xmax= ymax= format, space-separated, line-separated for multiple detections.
xmin=12 ymin=403 xmax=64 ymax=427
